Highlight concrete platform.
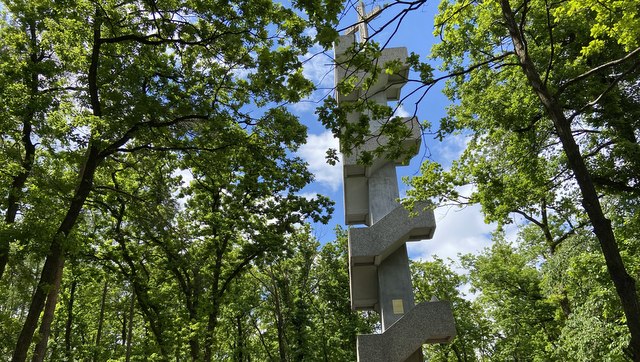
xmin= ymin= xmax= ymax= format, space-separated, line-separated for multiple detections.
xmin=349 ymin=201 xmax=436 ymax=266
xmin=334 ymin=34 xmax=410 ymax=103
xmin=342 ymin=116 xmax=422 ymax=226
xmin=342 ymin=116 xmax=422 ymax=179
xmin=348 ymin=202 xmax=435 ymax=310
xmin=357 ymin=301 xmax=457 ymax=362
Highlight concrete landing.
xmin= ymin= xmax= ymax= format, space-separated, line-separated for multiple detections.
xmin=334 ymin=34 xmax=410 ymax=103
xmin=349 ymin=201 xmax=435 ymax=266
xmin=357 ymin=301 xmax=456 ymax=362
xmin=342 ymin=115 xmax=422 ymax=226
xmin=348 ymin=202 xmax=434 ymax=310
xmin=342 ymin=116 xmax=422 ymax=179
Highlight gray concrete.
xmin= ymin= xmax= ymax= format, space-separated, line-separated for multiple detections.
xmin=334 ymin=34 xmax=410 ymax=104
xmin=377 ymin=244 xmax=415 ymax=330
xmin=343 ymin=116 xmax=422 ymax=179
xmin=342 ymin=115 xmax=422 ymax=225
xmin=334 ymin=6 xmax=456 ymax=359
xmin=350 ymin=264 xmax=379 ymax=310
xmin=357 ymin=301 xmax=457 ymax=362
xmin=349 ymin=201 xmax=436 ymax=266
xmin=344 ymin=175 xmax=369 ymax=225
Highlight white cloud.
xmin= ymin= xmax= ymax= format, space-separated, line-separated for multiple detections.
xmin=407 ymin=203 xmax=494 ymax=264
xmin=297 ymin=191 xmax=320 ymax=201
xmin=393 ymin=104 xmax=411 ymax=118
xmin=437 ymin=133 xmax=470 ymax=166
xmin=291 ymin=45 xmax=335 ymax=113
xmin=301 ymin=46 xmax=334 ymax=89
xmin=297 ymin=130 xmax=342 ymax=191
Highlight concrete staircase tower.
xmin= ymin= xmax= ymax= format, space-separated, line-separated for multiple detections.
xmin=334 ymin=3 xmax=456 ymax=361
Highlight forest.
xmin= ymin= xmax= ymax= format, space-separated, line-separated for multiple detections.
xmin=1 ymin=0 xmax=639 ymax=361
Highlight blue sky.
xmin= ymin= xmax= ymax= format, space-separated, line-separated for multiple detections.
xmin=290 ymin=1 xmax=507 ymax=264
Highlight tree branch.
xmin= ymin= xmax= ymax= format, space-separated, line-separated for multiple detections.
xmin=558 ymin=46 xmax=640 ymax=94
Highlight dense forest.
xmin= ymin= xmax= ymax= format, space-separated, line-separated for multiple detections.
xmin=1 ymin=0 xmax=639 ymax=361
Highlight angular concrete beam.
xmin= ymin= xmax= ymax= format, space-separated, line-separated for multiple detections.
xmin=349 ymin=202 xmax=435 ymax=266
xmin=342 ymin=117 xmax=421 ymax=226
xmin=349 ymin=264 xmax=379 ymax=310
xmin=357 ymin=301 xmax=456 ymax=362
xmin=348 ymin=202 xmax=435 ymax=310
xmin=343 ymin=116 xmax=422 ymax=179
xmin=344 ymin=176 xmax=369 ymax=225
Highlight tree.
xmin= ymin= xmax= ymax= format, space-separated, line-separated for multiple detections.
xmin=320 ymin=0 xmax=640 ymax=358
xmin=411 ymin=257 xmax=491 ymax=361
xmin=462 ymin=236 xmax=560 ymax=361
xmin=0 ymin=0 xmax=334 ymax=360
xmin=310 ymin=227 xmax=378 ymax=361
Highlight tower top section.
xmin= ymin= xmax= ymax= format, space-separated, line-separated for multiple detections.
xmin=344 ymin=1 xmax=382 ymax=43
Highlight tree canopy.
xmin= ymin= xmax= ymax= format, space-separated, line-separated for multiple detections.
xmin=324 ymin=0 xmax=640 ymax=360
xmin=2 ymin=0 xmax=640 ymax=360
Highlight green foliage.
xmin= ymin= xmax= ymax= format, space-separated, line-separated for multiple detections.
xmin=0 ymin=0 xmax=345 ymax=360
xmin=396 ymin=0 xmax=640 ymax=356
xmin=412 ymin=257 xmax=491 ymax=361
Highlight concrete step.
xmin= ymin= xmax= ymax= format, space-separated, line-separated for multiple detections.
xmin=348 ymin=202 xmax=435 ymax=310
xmin=342 ymin=116 xmax=422 ymax=226
xmin=342 ymin=116 xmax=421 ymax=179
xmin=334 ymin=33 xmax=410 ymax=103
xmin=357 ymin=301 xmax=456 ymax=362
xmin=349 ymin=201 xmax=435 ymax=265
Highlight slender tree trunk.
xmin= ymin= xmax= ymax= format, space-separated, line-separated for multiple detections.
xmin=236 ymin=314 xmax=244 ymax=362
xmin=120 ymin=240 xmax=169 ymax=359
xmin=204 ymin=298 xmax=221 ymax=362
xmin=125 ymin=293 xmax=135 ymax=362
xmin=93 ymin=279 xmax=109 ymax=362
xmin=12 ymin=9 xmax=107 ymax=360
xmin=30 ymin=257 xmax=65 ymax=362
xmin=269 ymin=271 xmax=287 ymax=362
xmin=204 ymin=240 xmax=226 ymax=362
xmin=188 ymin=308 xmax=201 ymax=361
xmin=12 ymin=144 xmax=103 ymax=362
xmin=500 ymin=1 xmax=640 ymax=360
xmin=65 ymin=279 xmax=77 ymax=358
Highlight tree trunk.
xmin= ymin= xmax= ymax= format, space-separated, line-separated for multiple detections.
xmin=236 ymin=314 xmax=244 ymax=362
xmin=204 ymin=298 xmax=221 ymax=362
xmin=65 ymin=279 xmax=77 ymax=358
xmin=12 ymin=145 xmax=102 ymax=362
xmin=125 ymin=292 xmax=135 ymax=362
xmin=0 ymin=20 xmax=38 ymax=281
xmin=269 ymin=271 xmax=287 ymax=362
xmin=93 ymin=279 xmax=109 ymax=362
xmin=30 ymin=253 xmax=65 ymax=362
xmin=499 ymin=1 xmax=640 ymax=360
xmin=12 ymin=9 xmax=106 ymax=359
xmin=204 ymin=239 xmax=226 ymax=362
xmin=188 ymin=309 xmax=201 ymax=361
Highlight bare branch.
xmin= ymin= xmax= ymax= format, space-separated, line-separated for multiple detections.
xmin=568 ymin=61 xmax=640 ymax=122
xmin=558 ymin=46 xmax=640 ymax=94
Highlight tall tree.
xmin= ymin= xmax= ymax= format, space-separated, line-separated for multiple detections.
xmin=0 ymin=0 xmax=331 ymax=360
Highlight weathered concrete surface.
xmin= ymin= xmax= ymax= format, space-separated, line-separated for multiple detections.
xmin=342 ymin=116 xmax=422 ymax=179
xmin=342 ymin=116 xmax=422 ymax=226
xmin=357 ymin=301 xmax=457 ymax=362
xmin=344 ymin=175 xmax=369 ymax=225
xmin=335 ymin=14 xmax=456 ymax=361
xmin=377 ymin=245 xmax=415 ymax=330
xmin=350 ymin=264 xmax=379 ymax=310
xmin=349 ymin=201 xmax=436 ymax=266
xmin=334 ymin=35 xmax=410 ymax=103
